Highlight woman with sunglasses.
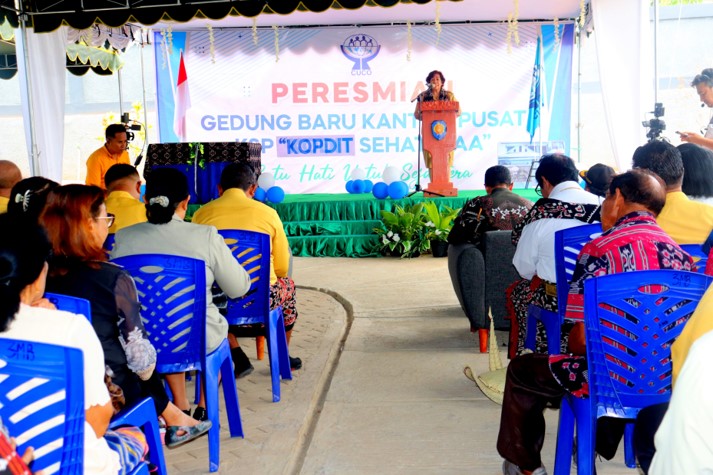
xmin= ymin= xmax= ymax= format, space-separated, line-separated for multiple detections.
xmin=40 ymin=185 xmax=210 ymax=448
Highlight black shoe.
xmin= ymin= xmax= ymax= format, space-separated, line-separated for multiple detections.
xmin=231 ymin=346 xmax=254 ymax=379
xmin=289 ymin=356 xmax=302 ymax=370
xmin=192 ymin=406 xmax=208 ymax=422
xmin=182 ymin=408 xmax=191 ymax=416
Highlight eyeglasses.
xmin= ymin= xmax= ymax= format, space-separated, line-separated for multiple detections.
xmin=95 ymin=213 xmax=115 ymax=227
xmin=535 ymin=184 xmax=542 ymax=197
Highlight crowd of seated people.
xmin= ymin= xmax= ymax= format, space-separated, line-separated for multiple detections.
xmin=0 ymin=160 xmax=306 ymax=472
xmin=493 ymin=140 xmax=713 ymax=475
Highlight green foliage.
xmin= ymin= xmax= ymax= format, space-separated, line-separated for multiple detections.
xmin=373 ymin=203 xmax=429 ymax=258
xmin=422 ymin=201 xmax=460 ymax=242
xmin=373 ymin=201 xmax=462 ymax=257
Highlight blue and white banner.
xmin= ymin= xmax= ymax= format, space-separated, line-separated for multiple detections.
xmin=155 ymin=23 xmax=574 ymax=193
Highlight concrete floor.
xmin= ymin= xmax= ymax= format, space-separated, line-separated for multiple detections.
xmin=164 ymin=256 xmax=638 ymax=475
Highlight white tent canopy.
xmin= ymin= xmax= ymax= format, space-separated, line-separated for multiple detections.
xmin=14 ymin=0 xmax=650 ymax=180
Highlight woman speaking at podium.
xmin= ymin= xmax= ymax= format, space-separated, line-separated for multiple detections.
xmin=413 ymin=70 xmax=461 ymax=180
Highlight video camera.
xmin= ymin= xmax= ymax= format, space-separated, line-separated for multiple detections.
xmin=642 ymin=103 xmax=666 ymax=142
xmin=121 ymin=112 xmax=142 ymax=142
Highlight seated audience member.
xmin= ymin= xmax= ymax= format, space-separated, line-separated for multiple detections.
xmin=635 ymin=269 xmax=713 ymax=473
xmin=104 ymin=164 xmax=147 ymax=234
xmin=633 ymin=140 xmax=713 ymax=243
xmin=86 ymin=124 xmax=130 ymax=189
xmin=192 ymin=163 xmax=302 ymax=375
xmin=508 ymin=154 xmax=601 ymax=356
xmin=579 ymin=163 xmax=616 ymax=201
xmin=40 ymin=185 xmax=210 ymax=446
xmin=497 ymin=169 xmax=693 ymax=475
xmin=0 ymin=213 xmax=149 ymax=473
xmin=7 ymin=176 xmax=58 ymax=223
xmin=448 ymin=165 xmax=533 ymax=248
xmin=0 ymin=161 xmax=22 ymax=214
xmin=647 ymin=291 xmax=713 ymax=474
xmin=678 ymin=142 xmax=713 ymax=206
xmin=113 ymin=168 xmax=251 ymax=421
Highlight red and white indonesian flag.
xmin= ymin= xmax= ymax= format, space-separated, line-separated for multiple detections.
xmin=173 ymin=51 xmax=191 ymax=140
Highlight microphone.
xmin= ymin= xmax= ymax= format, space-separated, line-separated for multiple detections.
xmin=702 ymin=103 xmax=706 ymax=108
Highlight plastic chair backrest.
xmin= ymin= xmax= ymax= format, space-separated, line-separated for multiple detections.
xmin=583 ymin=270 xmax=713 ymax=419
xmin=680 ymin=243 xmax=708 ymax=272
xmin=44 ymin=292 xmax=92 ymax=322
xmin=112 ymin=254 xmax=207 ymax=374
xmin=0 ymin=338 xmax=84 ymax=475
xmin=104 ymin=233 xmax=116 ymax=253
xmin=554 ymin=223 xmax=602 ymax=315
xmin=217 ymin=230 xmax=272 ymax=326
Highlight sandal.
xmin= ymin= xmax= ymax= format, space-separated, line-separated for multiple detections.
xmin=165 ymin=420 xmax=212 ymax=448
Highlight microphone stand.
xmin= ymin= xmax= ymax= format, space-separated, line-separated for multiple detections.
xmin=408 ymin=93 xmax=424 ymax=198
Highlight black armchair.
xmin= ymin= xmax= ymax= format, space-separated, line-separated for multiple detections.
xmin=447 ymin=230 xmax=520 ymax=351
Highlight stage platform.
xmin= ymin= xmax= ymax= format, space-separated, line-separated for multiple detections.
xmin=189 ymin=189 xmax=539 ymax=258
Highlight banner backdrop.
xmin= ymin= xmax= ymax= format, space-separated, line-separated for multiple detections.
xmin=155 ymin=23 xmax=573 ymax=193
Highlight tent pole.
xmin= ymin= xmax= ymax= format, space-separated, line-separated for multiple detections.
xmin=653 ymin=0 xmax=659 ymax=104
xmin=139 ymin=34 xmax=149 ymax=139
xmin=118 ymin=67 xmax=125 ymax=117
xmin=577 ymin=23 xmax=582 ymax=163
xmin=17 ymin=10 xmax=39 ymax=175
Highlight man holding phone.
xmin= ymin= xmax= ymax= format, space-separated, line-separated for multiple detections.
xmin=678 ymin=68 xmax=713 ymax=151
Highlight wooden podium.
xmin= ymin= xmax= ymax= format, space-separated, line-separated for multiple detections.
xmin=419 ymin=100 xmax=459 ymax=197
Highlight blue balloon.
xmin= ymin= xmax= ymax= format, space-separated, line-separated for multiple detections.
xmin=352 ymin=179 xmax=365 ymax=194
xmin=345 ymin=180 xmax=354 ymax=193
xmin=388 ymin=181 xmax=408 ymax=199
xmin=372 ymin=182 xmax=389 ymax=199
xmin=363 ymin=179 xmax=374 ymax=193
xmin=266 ymin=186 xmax=285 ymax=204
xmin=253 ymin=187 xmax=267 ymax=202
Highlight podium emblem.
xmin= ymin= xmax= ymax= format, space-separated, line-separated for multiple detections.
xmin=431 ymin=120 xmax=447 ymax=140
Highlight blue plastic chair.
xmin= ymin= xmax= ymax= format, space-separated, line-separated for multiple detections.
xmin=217 ymin=229 xmax=292 ymax=403
xmin=44 ymin=292 xmax=92 ymax=322
xmin=0 ymin=338 xmax=85 ymax=474
xmin=110 ymin=397 xmax=167 ymax=475
xmin=553 ymin=270 xmax=713 ymax=475
xmin=104 ymin=233 xmax=116 ymax=253
xmin=525 ymin=223 xmax=602 ymax=354
xmin=680 ymin=243 xmax=708 ymax=272
xmin=112 ymin=253 xmax=243 ymax=473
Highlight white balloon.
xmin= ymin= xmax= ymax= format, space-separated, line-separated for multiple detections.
xmin=382 ymin=166 xmax=401 ymax=185
xmin=350 ymin=167 xmax=366 ymax=180
xmin=257 ymin=172 xmax=275 ymax=190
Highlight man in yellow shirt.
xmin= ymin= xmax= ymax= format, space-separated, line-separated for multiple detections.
xmin=104 ymin=164 xmax=147 ymax=234
xmin=86 ymin=124 xmax=130 ymax=189
xmin=192 ymin=162 xmax=300 ymax=375
xmin=633 ymin=140 xmax=713 ymax=244
xmin=0 ymin=160 xmax=22 ymax=214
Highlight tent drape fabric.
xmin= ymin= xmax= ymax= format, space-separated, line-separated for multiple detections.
xmin=1 ymin=0 xmax=457 ymax=33
xmin=16 ymin=26 xmax=67 ymax=181
xmin=592 ymin=0 xmax=652 ymax=170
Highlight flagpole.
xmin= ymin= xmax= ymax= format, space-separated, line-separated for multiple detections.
xmin=537 ymin=32 xmax=543 ymax=159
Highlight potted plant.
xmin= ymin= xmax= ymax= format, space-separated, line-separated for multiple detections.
xmin=373 ymin=203 xmax=429 ymax=258
xmin=422 ymin=201 xmax=460 ymax=257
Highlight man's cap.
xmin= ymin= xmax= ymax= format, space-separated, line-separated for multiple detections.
xmin=579 ymin=163 xmax=616 ymax=197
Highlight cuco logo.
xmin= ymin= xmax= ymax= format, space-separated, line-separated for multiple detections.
xmin=340 ymin=34 xmax=381 ymax=75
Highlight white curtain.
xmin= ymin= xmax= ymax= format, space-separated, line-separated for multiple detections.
xmin=16 ymin=26 xmax=67 ymax=181
xmin=592 ymin=0 xmax=653 ymax=170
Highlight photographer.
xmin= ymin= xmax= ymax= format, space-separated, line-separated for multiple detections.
xmin=677 ymin=68 xmax=713 ymax=151
xmin=86 ymin=124 xmax=130 ymax=189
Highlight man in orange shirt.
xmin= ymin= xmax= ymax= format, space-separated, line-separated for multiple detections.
xmin=86 ymin=124 xmax=130 ymax=188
